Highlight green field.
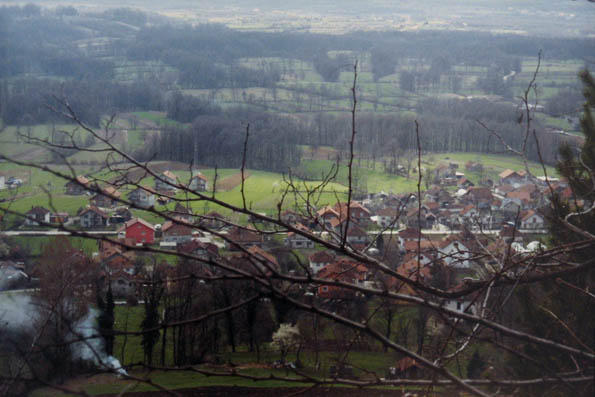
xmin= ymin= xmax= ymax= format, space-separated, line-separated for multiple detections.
xmin=1 ymin=150 xmax=558 ymax=228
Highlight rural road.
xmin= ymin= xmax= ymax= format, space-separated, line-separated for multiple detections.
xmin=0 ymin=230 xmax=119 ymax=236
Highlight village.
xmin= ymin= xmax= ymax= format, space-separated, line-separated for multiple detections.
xmin=1 ymin=160 xmax=559 ymax=315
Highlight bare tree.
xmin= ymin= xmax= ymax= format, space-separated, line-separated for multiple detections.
xmin=0 ymin=65 xmax=594 ymax=397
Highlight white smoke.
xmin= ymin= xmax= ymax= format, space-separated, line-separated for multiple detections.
xmin=0 ymin=293 xmax=37 ymax=331
xmin=1 ymin=294 xmax=127 ymax=376
xmin=69 ymin=308 xmax=128 ymax=376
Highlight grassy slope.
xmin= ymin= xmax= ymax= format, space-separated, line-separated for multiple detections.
xmin=1 ymin=151 xmax=557 ymax=225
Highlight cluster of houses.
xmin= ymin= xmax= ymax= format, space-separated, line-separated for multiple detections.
xmin=266 ymin=164 xmax=569 ymax=307
xmin=13 ymin=164 xmax=570 ymax=312
xmin=23 ymin=169 xmax=209 ymax=229
xmin=366 ymin=164 xmax=558 ymax=232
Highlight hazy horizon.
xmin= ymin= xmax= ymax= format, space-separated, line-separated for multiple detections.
xmin=0 ymin=0 xmax=593 ymax=37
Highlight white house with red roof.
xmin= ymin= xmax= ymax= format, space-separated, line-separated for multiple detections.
xmin=161 ymin=220 xmax=194 ymax=244
xmin=79 ymin=206 xmax=109 ymax=228
xmin=24 ymin=206 xmax=51 ymax=226
xmin=285 ymin=223 xmax=315 ymax=249
xmin=64 ymin=175 xmax=90 ymax=195
xmin=499 ymin=169 xmax=527 ymax=185
xmin=437 ymin=235 xmax=473 ymax=269
xmin=189 ymin=172 xmax=208 ymax=191
xmin=374 ymin=207 xmax=401 ymax=228
xmin=155 ymin=170 xmax=179 ymax=192
xmin=308 ymin=250 xmax=335 ymax=274
xmin=520 ymin=210 xmax=545 ymax=230
xmin=129 ymin=186 xmax=156 ymax=208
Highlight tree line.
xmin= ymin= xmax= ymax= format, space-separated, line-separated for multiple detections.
xmin=146 ymin=109 xmax=302 ymax=172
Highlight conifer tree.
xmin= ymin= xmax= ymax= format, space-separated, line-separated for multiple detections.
xmin=506 ymin=70 xmax=595 ymax=396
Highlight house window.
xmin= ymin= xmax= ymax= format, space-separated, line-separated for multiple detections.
xmin=456 ymin=302 xmax=462 ymax=310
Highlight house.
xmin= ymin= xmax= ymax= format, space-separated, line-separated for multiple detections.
xmin=308 ymin=250 xmax=335 ymax=274
xmin=155 ymin=170 xmax=179 ymax=192
xmin=101 ymin=251 xmax=136 ymax=275
xmin=99 ymin=238 xmax=126 ymax=259
xmin=24 ymin=206 xmax=51 ymax=226
xmin=437 ymin=235 xmax=473 ymax=269
xmin=109 ymin=207 xmax=132 ymax=224
xmin=188 ymin=172 xmax=208 ymax=191
xmin=246 ymin=246 xmax=279 ymax=272
xmin=90 ymin=186 xmax=122 ymax=208
xmin=443 ymin=298 xmax=479 ymax=316
xmin=398 ymin=228 xmax=424 ymax=248
xmin=499 ymin=169 xmax=526 ymax=185
xmin=342 ymin=223 xmax=369 ymax=249
xmin=79 ymin=206 xmax=110 ymax=228
xmin=316 ymin=206 xmax=341 ymax=229
xmin=155 ymin=191 xmax=175 ymax=206
xmin=0 ymin=175 xmax=4 ymax=190
xmin=457 ymin=177 xmax=474 ymax=189
xmin=374 ymin=207 xmax=401 ymax=228
xmin=109 ymin=270 xmax=137 ymax=298
xmin=334 ymin=201 xmax=371 ymax=225
xmin=121 ymin=218 xmax=155 ymax=245
xmin=161 ymin=220 xmax=194 ymax=244
xmin=228 ymin=246 xmax=279 ymax=276
xmin=317 ymin=259 xmax=369 ymax=299
xmin=520 ymin=210 xmax=545 ymax=230
xmin=280 ymin=210 xmax=301 ymax=225
xmin=387 ymin=357 xmax=425 ymax=379
xmin=506 ymin=191 xmax=531 ymax=208
xmin=64 ymin=175 xmax=90 ymax=195
xmin=500 ymin=198 xmax=523 ymax=216
xmin=434 ymin=163 xmax=456 ymax=179
xmin=178 ymin=240 xmax=219 ymax=261
xmin=128 ymin=186 xmax=156 ymax=208
xmin=227 ymin=226 xmax=264 ymax=250
xmin=166 ymin=203 xmax=194 ymax=223
xmin=458 ymin=204 xmax=480 ymax=224
xmin=465 ymin=161 xmax=483 ymax=173
xmin=285 ymin=223 xmax=315 ymax=249
xmin=495 ymin=184 xmax=515 ymax=196
xmin=396 ymin=258 xmax=432 ymax=282
xmin=199 ymin=211 xmax=226 ymax=229
xmin=464 ymin=187 xmax=493 ymax=204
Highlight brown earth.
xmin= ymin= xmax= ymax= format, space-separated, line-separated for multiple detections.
xmin=216 ymin=172 xmax=251 ymax=191
xmin=304 ymin=146 xmax=339 ymax=161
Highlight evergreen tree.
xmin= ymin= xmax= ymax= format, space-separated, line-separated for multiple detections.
xmin=141 ymin=271 xmax=164 ymax=365
xmin=466 ymin=350 xmax=486 ymax=379
xmin=504 ymin=70 xmax=595 ymax=396
xmin=557 ymin=70 xmax=595 ymax=203
xmin=96 ymin=282 xmax=115 ymax=356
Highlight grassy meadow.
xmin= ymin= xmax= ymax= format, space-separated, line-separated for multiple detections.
xmin=1 ymin=149 xmax=558 ymax=229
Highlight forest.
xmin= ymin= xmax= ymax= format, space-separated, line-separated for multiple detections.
xmin=0 ymin=4 xmax=591 ymax=168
